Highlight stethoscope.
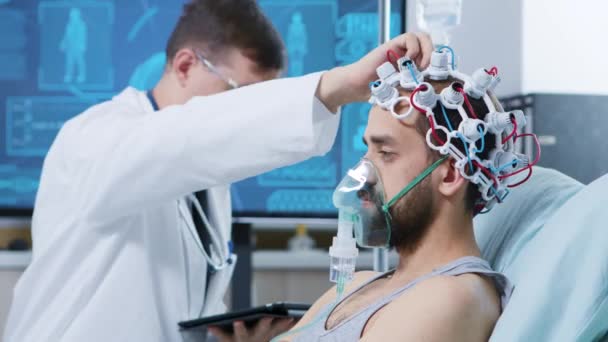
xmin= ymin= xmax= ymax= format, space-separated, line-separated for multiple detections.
xmin=147 ymin=91 xmax=233 ymax=272
xmin=178 ymin=195 xmax=232 ymax=271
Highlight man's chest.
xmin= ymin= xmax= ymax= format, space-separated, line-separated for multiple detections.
xmin=325 ymin=279 xmax=394 ymax=330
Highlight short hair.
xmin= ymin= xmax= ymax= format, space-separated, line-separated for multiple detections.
xmin=165 ymin=0 xmax=285 ymax=72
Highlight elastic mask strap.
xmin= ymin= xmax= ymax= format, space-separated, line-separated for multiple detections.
xmin=382 ymin=156 xmax=449 ymax=213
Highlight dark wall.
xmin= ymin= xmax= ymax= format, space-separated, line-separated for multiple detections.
xmin=533 ymin=94 xmax=608 ymax=184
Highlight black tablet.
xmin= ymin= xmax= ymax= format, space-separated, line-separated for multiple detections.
xmin=178 ymin=302 xmax=311 ymax=334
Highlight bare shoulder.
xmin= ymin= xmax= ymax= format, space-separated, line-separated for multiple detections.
xmin=361 ymin=273 xmax=501 ymax=342
xmin=427 ymin=273 xmax=499 ymax=317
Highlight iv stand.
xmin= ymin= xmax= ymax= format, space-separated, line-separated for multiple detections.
xmin=373 ymin=0 xmax=392 ymax=273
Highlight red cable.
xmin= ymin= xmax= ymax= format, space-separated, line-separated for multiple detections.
xmin=409 ymin=85 xmax=428 ymax=114
xmin=410 ymin=84 xmax=445 ymax=146
xmin=508 ymin=166 xmax=533 ymax=188
xmin=428 ymin=116 xmax=445 ymax=146
xmin=411 ymin=85 xmax=444 ymax=145
xmin=458 ymin=89 xmax=478 ymax=119
xmin=502 ymin=116 xmax=518 ymax=145
xmin=515 ymin=133 xmax=542 ymax=166
xmin=499 ymin=164 xmax=530 ymax=179
xmin=473 ymin=161 xmax=499 ymax=188
xmin=487 ymin=66 xmax=498 ymax=76
xmin=387 ymin=50 xmax=400 ymax=64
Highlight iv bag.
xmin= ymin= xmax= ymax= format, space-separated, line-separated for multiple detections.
xmin=416 ymin=0 xmax=463 ymax=46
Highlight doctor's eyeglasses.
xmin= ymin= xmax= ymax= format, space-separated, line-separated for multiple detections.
xmin=193 ymin=50 xmax=240 ymax=90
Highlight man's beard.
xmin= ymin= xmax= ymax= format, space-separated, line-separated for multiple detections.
xmin=366 ymin=176 xmax=435 ymax=253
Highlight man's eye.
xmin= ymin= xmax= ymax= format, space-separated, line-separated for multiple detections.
xmin=378 ymin=150 xmax=394 ymax=160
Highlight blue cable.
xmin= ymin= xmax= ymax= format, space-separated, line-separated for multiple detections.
xmin=473 ymin=125 xmax=485 ymax=153
xmin=489 ymin=185 xmax=499 ymax=197
xmin=457 ymin=127 xmax=500 ymax=204
xmin=406 ymin=62 xmax=420 ymax=84
xmin=457 ymin=133 xmax=474 ymax=176
xmin=448 ymin=110 xmax=501 ymax=206
xmin=436 ymin=45 xmax=456 ymax=70
xmin=440 ymin=103 xmax=454 ymax=131
xmin=457 ymin=132 xmax=499 ymax=201
xmin=490 ymin=159 xmax=518 ymax=175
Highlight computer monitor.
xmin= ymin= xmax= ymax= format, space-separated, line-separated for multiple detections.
xmin=232 ymin=1 xmax=405 ymax=218
xmin=0 ymin=0 xmax=406 ymax=217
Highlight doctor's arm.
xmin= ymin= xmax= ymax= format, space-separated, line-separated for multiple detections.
xmin=76 ymin=72 xmax=338 ymax=223
xmin=317 ymin=32 xmax=432 ymax=113
xmin=75 ymin=32 xmax=432 ymax=223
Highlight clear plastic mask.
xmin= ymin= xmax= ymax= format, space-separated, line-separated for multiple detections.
xmin=333 ymin=156 xmax=448 ymax=248
xmin=333 ymin=159 xmax=390 ymax=248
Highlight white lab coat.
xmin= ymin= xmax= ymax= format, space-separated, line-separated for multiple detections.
xmin=4 ymin=72 xmax=340 ymax=342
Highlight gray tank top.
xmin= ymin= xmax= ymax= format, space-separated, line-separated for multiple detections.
xmin=292 ymin=256 xmax=513 ymax=342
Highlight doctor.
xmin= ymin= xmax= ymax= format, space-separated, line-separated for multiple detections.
xmin=4 ymin=1 xmax=433 ymax=341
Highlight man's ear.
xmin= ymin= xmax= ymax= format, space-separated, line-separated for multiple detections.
xmin=437 ymin=159 xmax=468 ymax=198
xmin=169 ymin=48 xmax=197 ymax=88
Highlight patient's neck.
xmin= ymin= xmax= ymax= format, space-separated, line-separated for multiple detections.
xmin=390 ymin=206 xmax=480 ymax=285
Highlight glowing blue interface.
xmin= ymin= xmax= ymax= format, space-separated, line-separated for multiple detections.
xmin=0 ymin=0 xmax=403 ymax=216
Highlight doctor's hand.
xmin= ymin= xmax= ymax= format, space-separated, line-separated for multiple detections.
xmin=316 ymin=32 xmax=434 ymax=112
xmin=208 ymin=317 xmax=295 ymax=342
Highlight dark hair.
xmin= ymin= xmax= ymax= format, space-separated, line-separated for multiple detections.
xmin=166 ymin=0 xmax=285 ymax=72
xmin=415 ymin=77 xmax=497 ymax=212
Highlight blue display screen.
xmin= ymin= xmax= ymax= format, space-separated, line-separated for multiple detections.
xmin=0 ymin=0 xmax=404 ymax=216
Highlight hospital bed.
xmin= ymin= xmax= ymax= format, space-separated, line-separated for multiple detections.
xmin=474 ymin=167 xmax=608 ymax=341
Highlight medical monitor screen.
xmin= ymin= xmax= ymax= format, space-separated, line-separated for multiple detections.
xmin=0 ymin=0 xmax=405 ymax=217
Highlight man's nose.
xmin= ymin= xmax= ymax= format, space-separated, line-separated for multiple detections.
xmin=357 ymin=190 xmax=371 ymax=201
